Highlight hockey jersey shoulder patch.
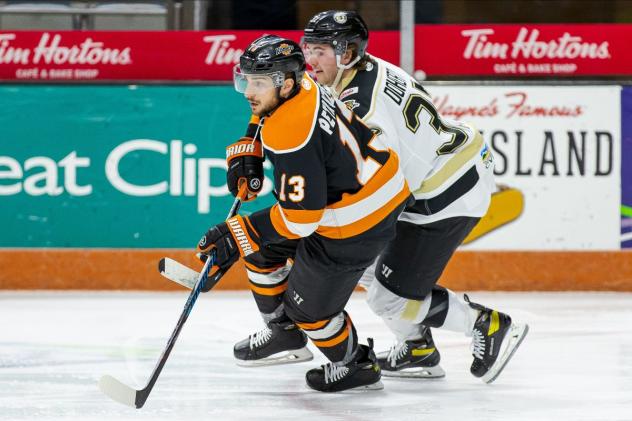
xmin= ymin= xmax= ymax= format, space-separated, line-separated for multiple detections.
xmin=339 ymin=86 xmax=358 ymax=100
xmin=261 ymin=75 xmax=319 ymax=154
xmin=339 ymin=61 xmax=379 ymax=119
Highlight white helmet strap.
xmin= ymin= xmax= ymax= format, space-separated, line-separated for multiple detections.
xmin=330 ymin=51 xmax=361 ymax=98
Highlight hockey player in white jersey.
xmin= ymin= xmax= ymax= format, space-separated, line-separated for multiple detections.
xmin=300 ymin=10 xmax=528 ymax=383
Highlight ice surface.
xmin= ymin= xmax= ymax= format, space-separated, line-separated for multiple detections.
xmin=1 ymin=291 xmax=631 ymax=421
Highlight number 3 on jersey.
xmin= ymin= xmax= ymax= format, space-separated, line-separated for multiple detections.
xmin=403 ymin=84 xmax=468 ymax=155
xmin=279 ymin=173 xmax=305 ymax=202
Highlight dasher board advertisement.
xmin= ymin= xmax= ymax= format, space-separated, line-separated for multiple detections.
xmin=0 ymin=30 xmax=399 ymax=82
xmin=622 ymin=87 xmax=632 ymax=249
xmin=425 ymin=85 xmax=621 ymax=250
xmin=0 ymin=85 xmax=276 ymax=248
xmin=415 ymin=24 xmax=632 ymax=77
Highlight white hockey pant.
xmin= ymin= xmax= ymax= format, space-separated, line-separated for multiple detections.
xmin=366 ymin=275 xmax=478 ymax=341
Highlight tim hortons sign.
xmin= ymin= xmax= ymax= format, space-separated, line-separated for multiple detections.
xmin=415 ymin=24 xmax=632 ymax=76
xmin=0 ymin=30 xmax=399 ymax=82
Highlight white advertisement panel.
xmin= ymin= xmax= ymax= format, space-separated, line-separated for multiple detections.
xmin=427 ymin=85 xmax=621 ymax=250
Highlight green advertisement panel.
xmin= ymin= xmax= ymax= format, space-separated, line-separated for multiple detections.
xmin=0 ymin=85 xmax=275 ymax=247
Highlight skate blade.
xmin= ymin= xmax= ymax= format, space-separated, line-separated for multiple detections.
xmin=306 ymin=380 xmax=385 ymax=393
xmin=350 ymin=380 xmax=384 ymax=391
xmin=236 ymin=347 xmax=314 ymax=367
xmin=482 ymin=323 xmax=529 ymax=384
xmin=382 ymin=365 xmax=446 ymax=379
xmin=334 ymin=380 xmax=384 ymax=393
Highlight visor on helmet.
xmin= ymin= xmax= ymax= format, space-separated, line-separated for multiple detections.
xmin=233 ymin=64 xmax=285 ymax=94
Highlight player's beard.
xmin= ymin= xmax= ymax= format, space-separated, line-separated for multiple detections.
xmin=253 ymin=92 xmax=281 ymax=117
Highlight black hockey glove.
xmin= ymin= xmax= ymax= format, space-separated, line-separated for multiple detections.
xmin=226 ymin=137 xmax=264 ymax=202
xmin=197 ymin=215 xmax=261 ymax=273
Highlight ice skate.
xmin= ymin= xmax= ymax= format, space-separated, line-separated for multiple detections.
xmin=305 ymin=339 xmax=383 ymax=392
xmin=234 ymin=322 xmax=313 ymax=367
xmin=466 ymin=295 xmax=529 ymax=383
xmin=377 ymin=327 xmax=445 ymax=378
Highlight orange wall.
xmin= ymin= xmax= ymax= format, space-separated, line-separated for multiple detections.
xmin=1 ymin=249 xmax=631 ymax=291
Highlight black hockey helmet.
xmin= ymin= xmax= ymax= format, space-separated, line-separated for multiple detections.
xmin=303 ymin=10 xmax=369 ymax=59
xmin=234 ymin=35 xmax=306 ymax=93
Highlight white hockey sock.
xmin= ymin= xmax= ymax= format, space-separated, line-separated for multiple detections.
xmin=382 ymin=317 xmax=424 ymax=342
xmin=438 ymin=289 xmax=479 ymax=336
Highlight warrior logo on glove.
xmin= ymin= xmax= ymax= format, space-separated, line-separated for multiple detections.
xmin=249 ymin=178 xmax=261 ymax=191
xmin=226 ymin=141 xmax=258 ymax=157
xmin=226 ymin=138 xmax=264 ymax=202
xmin=197 ymin=215 xmax=261 ymax=274
xmin=226 ymin=217 xmax=258 ymax=256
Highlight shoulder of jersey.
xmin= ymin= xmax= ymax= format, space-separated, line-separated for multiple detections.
xmin=378 ymin=56 xmax=404 ymax=75
xmin=340 ymin=58 xmax=381 ymax=119
xmin=260 ymin=75 xmax=320 ymax=154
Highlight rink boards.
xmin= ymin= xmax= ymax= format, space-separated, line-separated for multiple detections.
xmin=1 ymin=84 xmax=631 ymax=290
xmin=1 ymin=249 xmax=632 ymax=291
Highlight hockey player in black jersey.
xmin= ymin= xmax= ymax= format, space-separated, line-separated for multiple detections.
xmin=300 ymin=10 xmax=528 ymax=383
xmin=197 ymin=35 xmax=412 ymax=392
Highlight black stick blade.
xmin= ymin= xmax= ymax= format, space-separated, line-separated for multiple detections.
xmin=158 ymin=257 xmax=166 ymax=275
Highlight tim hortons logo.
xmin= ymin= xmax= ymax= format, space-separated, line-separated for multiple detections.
xmin=0 ymin=33 xmax=131 ymax=65
xmin=203 ymin=34 xmax=243 ymax=65
xmin=461 ymin=27 xmax=610 ymax=60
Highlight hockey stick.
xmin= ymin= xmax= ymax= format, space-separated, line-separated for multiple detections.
xmin=99 ymin=186 xmax=247 ymax=409
xmin=159 ymin=257 xmax=199 ymax=290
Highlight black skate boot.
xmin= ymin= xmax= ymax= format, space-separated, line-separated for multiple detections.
xmin=305 ymin=339 xmax=383 ymax=392
xmin=234 ymin=321 xmax=313 ymax=367
xmin=465 ymin=294 xmax=529 ymax=383
xmin=376 ymin=326 xmax=445 ymax=378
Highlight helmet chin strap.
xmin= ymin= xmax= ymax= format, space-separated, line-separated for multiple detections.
xmin=330 ymin=53 xmax=361 ymax=98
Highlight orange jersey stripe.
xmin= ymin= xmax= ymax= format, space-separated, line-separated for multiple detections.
xmin=330 ymin=152 xmax=400 ymax=210
xmin=243 ymin=260 xmax=284 ymax=274
xmin=269 ymin=204 xmax=324 ymax=239
xmin=318 ymin=183 xmax=410 ymax=239
xmin=311 ymin=321 xmax=350 ymax=348
xmin=269 ymin=204 xmax=302 ymax=239
xmin=316 ymin=151 xmax=409 ymax=239
xmin=249 ymin=280 xmax=288 ymax=296
xmin=283 ymin=208 xmax=324 ymax=224
xmin=296 ymin=319 xmax=329 ymax=330
xmin=260 ymin=75 xmax=319 ymax=153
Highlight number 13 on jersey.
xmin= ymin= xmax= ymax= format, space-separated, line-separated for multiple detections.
xmin=278 ymin=173 xmax=305 ymax=202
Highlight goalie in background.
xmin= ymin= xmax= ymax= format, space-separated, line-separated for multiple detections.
xmin=197 ymin=35 xmax=412 ymax=392
xmin=297 ymin=10 xmax=529 ymax=383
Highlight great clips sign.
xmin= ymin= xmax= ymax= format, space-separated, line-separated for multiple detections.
xmin=415 ymin=24 xmax=632 ymax=77
xmin=0 ymin=30 xmax=399 ymax=82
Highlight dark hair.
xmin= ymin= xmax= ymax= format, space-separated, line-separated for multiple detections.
xmin=347 ymin=44 xmax=376 ymax=70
